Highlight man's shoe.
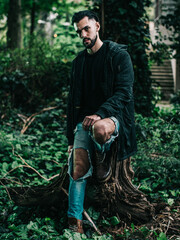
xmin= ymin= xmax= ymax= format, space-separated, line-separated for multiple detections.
xmin=95 ymin=151 xmax=112 ymax=183
xmin=96 ymin=162 xmax=112 ymax=183
xmin=68 ymin=217 xmax=84 ymax=234
xmin=95 ymin=151 xmax=106 ymax=164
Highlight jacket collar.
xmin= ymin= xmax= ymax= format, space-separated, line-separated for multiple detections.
xmin=103 ymin=40 xmax=127 ymax=57
xmin=76 ymin=40 xmax=127 ymax=59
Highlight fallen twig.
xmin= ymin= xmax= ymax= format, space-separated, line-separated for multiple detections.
xmin=165 ymin=220 xmax=171 ymax=234
xmin=150 ymin=152 xmax=171 ymax=158
xmin=2 ymin=165 xmax=26 ymax=178
xmin=0 ymin=180 xmax=12 ymax=201
xmin=18 ymin=106 xmax=58 ymax=134
xmin=169 ymin=235 xmax=177 ymax=239
xmin=0 ymin=178 xmax=23 ymax=186
xmin=11 ymin=144 xmax=59 ymax=181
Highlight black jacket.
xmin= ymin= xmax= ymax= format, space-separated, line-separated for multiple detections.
xmin=67 ymin=40 xmax=137 ymax=161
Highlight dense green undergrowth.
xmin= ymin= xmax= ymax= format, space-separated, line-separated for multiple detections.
xmin=0 ymin=103 xmax=179 ymax=239
xmin=0 ymin=40 xmax=73 ymax=114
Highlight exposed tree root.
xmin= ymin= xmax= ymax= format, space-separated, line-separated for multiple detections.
xmin=4 ymin=141 xmax=155 ymax=224
xmin=7 ymin=165 xmax=69 ymax=207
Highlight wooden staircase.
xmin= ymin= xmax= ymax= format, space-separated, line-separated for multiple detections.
xmin=151 ymin=60 xmax=174 ymax=100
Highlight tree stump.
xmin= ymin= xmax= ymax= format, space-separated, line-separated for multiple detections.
xmin=7 ymin=141 xmax=154 ymax=224
xmin=86 ymin=141 xmax=155 ymax=224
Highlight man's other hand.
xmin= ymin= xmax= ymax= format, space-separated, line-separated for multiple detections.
xmin=68 ymin=145 xmax=73 ymax=154
xmin=82 ymin=114 xmax=101 ymax=130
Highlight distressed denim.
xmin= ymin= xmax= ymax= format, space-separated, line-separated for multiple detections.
xmin=67 ymin=117 xmax=119 ymax=220
xmin=91 ymin=116 xmax=119 ymax=153
xmin=67 ymin=176 xmax=87 ymax=220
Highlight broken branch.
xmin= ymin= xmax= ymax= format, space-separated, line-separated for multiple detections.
xmin=18 ymin=106 xmax=58 ymax=134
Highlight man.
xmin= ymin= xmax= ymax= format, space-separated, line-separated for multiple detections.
xmin=66 ymin=10 xmax=137 ymax=233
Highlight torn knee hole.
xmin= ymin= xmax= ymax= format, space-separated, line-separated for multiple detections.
xmin=72 ymin=168 xmax=88 ymax=180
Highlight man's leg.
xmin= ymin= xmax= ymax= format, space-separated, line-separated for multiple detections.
xmin=67 ymin=123 xmax=93 ymax=233
xmin=91 ymin=117 xmax=119 ymax=182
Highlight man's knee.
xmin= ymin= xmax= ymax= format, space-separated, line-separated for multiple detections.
xmin=92 ymin=118 xmax=116 ymax=144
xmin=92 ymin=121 xmax=108 ymax=144
xmin=73 ymin=148 xmax=89 ymax=180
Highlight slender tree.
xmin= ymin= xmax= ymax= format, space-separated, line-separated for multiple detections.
xmin=7 ymin=0 xmax=22 ymax=49
xmin=30 ymin=0 xmax=36 ymax=35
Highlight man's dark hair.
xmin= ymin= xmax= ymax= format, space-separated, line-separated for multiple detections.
xmin=72 ymin=10 xmax=99 ymax=25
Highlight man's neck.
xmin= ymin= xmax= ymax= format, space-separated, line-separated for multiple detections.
xmin=87 ymin=38 xmax=103 ymax=55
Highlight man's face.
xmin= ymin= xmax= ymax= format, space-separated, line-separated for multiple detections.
xmin=74 ymin=16 xmax=99 ymax=49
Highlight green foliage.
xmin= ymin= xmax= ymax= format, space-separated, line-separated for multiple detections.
xmin=160 ymin=1 xmax=180 ymax=58
xmin=170 ymin=90 xmax=180 ymax=106
xmin=86 ymin=207 xmax=100 ymax=221
xmin=0 ymin=40 xmax=71 ymax=113
xmin=0 ymin=103 xmax=179 ymax=239
xmin=108 ymin=216 xmax=120 ymax=226
xmin=91 ymin=0 xmax=153 ymax=116
xmin=0 ymin=0 xmax=9 ymax=20
xmin=134 ymin=104 xmax=180 ymax=202
xmin=0 ymin=105 xmax=68 ymax=186
xmin=151 ymin=1 xmax=180 ymax=63
xmin=149 ymin=42 xmax=172 ymax=65
xmin=0 ymin=0 xmax=87 ymax=115
xmin=1 ymin=1 xmax=179 ymax=239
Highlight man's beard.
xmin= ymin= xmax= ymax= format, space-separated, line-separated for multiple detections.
xmin=83 ymin=35 xmax=97 ymax=49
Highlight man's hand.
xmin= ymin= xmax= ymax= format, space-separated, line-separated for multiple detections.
xmin=68 ymin=145 xmax=73 ymax=154
xmin=82 ymin=114 xmax=101 ymax=130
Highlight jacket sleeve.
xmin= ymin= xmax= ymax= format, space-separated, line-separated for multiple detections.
xmin=95 ymin=50 xmax=134 ymax=119
xmin=66 ymin=61 xmax=75 ymax=145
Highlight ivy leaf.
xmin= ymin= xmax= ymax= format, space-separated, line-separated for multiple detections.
xmin=2 ymin=162 xmax=8 ymax=172
xmin=109 ymin=216 xmax=120 ymax=226
xmin=101 ymin=219 xmax=111 ymax=227
xmin=129 ymin=2 xmax=137 ymax=8
xmin=12 ymin=161 xmax=19 ymax=169
xmin=15 ymin=144 xmax=22 ymax=151
xmin=157 ymin=232 xmax=168 ymax=240
xmin=167 ymin=198 xmax=174 ymax=206
xmin=118 ymin=8 xmax=127 ymax=15
xmin=131 ymin=223 xmax=135 ymax=232
xmin=87 ymin=207 xmax=100 ymax=221
xmin=62 ymin=229 xmax=87 ymax=239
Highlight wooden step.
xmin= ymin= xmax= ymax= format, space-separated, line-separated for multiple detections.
xmin=151 ymin=67 xmax=172 ymax=71
xmin=152 ymin=60 xmax=172 ymax=66
xmin=150 ymin=60 xmax=174 ymax=100
xmin=152 ymin=80 xmax=174 ymax=85
xmin=153 ymin=86 xmax=174 ymax=92
xmin=150 ymin=76 xmax=173 ymax=79
xmin=151 ymin=71 xmax=173 ymax=76
xmin=151 ymin=78 xmax=174 ymax=82
xmin=151 ymin=77 xmax=173 ymax=81
xmin=153 ymin=84 xmax=174 ymax=89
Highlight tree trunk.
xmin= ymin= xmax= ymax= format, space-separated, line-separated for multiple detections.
xmin=7 ymin=0 xmax=22 ymax=49
xmin=101 ymin=0 xmax=105 ymax=39
xmin=7 ymin=142 xmax=154 ymax=224
xmin=30 ymin=0 xmax=36 ymax=35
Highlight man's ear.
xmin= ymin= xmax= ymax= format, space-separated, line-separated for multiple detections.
xmin=96 ymin=22 xmax=100 ymax=32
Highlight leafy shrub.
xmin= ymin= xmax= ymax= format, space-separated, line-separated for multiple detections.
xmin=133 ymin=104 xmax=180 ymax=202
xmin=170 ymin=90 xmax=180 ymax=106
xmin=0 ymin=39 xmax=71 ymax=114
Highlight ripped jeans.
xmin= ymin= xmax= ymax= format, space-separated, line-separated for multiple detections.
xmin=67 ymin=117 xmax=119 ymax=220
